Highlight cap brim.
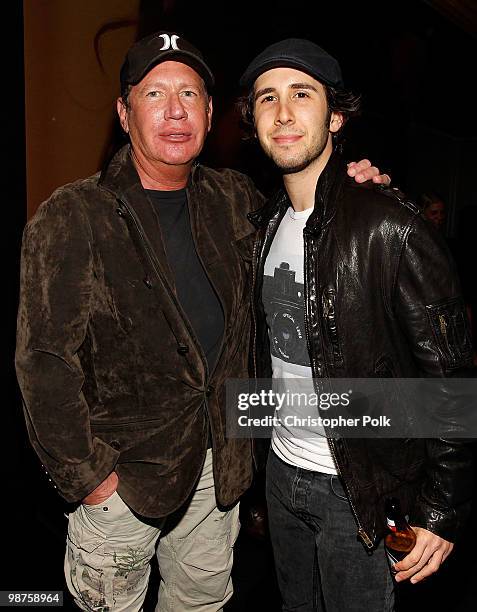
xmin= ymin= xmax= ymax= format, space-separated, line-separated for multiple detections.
xmin=240 ymin=57 xmax=343 ymax=89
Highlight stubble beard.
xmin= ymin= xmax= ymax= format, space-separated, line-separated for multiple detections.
xmin=266 ymin=124 xmax=330 ymax=175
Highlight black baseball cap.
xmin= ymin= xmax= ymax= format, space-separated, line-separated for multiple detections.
xmin=240 ymin=38 xmax=344 ymax=90
xmin=120 ymin=31 xmax=214 ymax=95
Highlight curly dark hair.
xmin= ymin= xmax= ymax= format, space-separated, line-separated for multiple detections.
xmin=237 ymin=82 xmax=361 ymax=139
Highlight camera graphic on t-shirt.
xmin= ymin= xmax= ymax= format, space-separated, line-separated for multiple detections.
xmin=262 ymin=262 xmax=309 ymax=366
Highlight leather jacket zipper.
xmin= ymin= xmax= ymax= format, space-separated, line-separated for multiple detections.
xmin=324 ymin=435 xmax=374 ymax=549
xmin=438 ymin=313 xmax=453 ymax=358
xmin=439 ymin=313 xmax=447 ymax=338
xmin=303 ymin=229 xmax=374 ymax=549
xmin=249 ymin=201 xmax=286 ymax=379
xmin=323 ymin=291 xmax=343 ymax=365
xmin=327 ymin=436 xmax=374 ymax=549
xmin=251 ymin=235 xmax=262 ymax=379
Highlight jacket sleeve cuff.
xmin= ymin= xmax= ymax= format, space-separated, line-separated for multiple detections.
xmin=410 ymin=498 xmax=471 ymax=543
xmin=40 ymin=437 xmax=120 ymax=503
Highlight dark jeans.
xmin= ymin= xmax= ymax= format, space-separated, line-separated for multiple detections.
xmin=266 ymin=450 xmax=394 ymax=612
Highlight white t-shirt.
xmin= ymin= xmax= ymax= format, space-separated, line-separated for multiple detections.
xmin=262 ymin=205 xmax=337 ymax=474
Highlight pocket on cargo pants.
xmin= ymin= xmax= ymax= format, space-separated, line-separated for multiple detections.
xmin=65 ymin=491 xmax=162 ymax=611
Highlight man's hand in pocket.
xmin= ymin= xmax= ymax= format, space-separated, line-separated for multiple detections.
xmin=82 ymin=471 xmax=118 ymax=505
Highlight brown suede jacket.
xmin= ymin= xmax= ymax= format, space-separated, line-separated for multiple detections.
xmin=16 ymin=145 xmax=261 ymax=518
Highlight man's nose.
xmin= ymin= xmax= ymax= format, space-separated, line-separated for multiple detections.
xmin=165 ymin=94 xmax=187 ymax=120
xmin=275 ymin=101 xmax=294 ymax=125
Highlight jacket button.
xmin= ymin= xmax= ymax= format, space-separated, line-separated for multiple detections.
xmin=206 ymin=386 xmax=213 ymax=398
xmin=110 ymin=440 xmax=121 ymax=450
xmin=143 ymin=277 xmax=153 ymax=289
xmin=177 ymin=345 xmax=189 ymax=355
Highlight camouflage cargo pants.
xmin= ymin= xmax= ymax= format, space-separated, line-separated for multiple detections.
xmin=65 ymin=449 xmax=240 ymax=611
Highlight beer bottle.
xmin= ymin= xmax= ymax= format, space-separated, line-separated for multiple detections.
xmin=384 ymin=497 xmax=416 ymax=572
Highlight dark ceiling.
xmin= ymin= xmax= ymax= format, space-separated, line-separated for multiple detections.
xmin=111 ymin=0 xmax=474 ymax=190
xmin=133 ymin=0 xmax=476 ymax=138
xmin=422 ymin=0 xmax=477 ymax=36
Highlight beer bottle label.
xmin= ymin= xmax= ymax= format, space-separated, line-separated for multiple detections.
xmin=386 ymin=517 xmax=397 ymax=532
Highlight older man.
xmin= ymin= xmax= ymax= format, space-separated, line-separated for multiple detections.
xmin=16 ymin=31 xmax=387 ymax=611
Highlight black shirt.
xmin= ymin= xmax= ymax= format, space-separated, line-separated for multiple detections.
xmin=146 ymin=188 xmax=224 ymax=371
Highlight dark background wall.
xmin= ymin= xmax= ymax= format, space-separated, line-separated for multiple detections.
xmin=5 ymin=1 xmax=476 ymax=609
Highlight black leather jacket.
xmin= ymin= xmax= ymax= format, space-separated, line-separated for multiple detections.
xmin=249 ymin=151 xmax=475 ymax=547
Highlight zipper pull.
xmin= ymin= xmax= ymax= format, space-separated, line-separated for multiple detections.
xmin=358 ymin=527 xmax=374 ymax=549
xmin=439 ymin=314 xmax=447 ymax=337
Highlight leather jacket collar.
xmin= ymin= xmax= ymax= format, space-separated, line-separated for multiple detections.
xmin=248 ymin=147 xmax=348 ymax=234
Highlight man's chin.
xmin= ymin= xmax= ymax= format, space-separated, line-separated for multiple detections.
xmin=274 ymin=158 xmax=311 ymax=175
xmin=266 ymin=148 xmax=313 ymax=174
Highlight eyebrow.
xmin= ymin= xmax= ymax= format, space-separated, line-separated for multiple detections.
xmin=254 ymin=82 xmax=319 ymax=101
xmin=139 ymin=81 xmax=202 ymax=91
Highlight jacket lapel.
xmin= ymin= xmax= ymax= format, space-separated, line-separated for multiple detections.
xmin=99 ymin=146 xmax=207 ymax=376
xmin=99 ymin=145 xmax=176 ymax=295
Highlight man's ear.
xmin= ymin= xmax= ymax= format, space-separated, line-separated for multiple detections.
xmin=329 ymin=111 xmax=344 ymax=134
xmin=117 ymin=98 xmax=129 ymax=134
xmin=206 ymin=96 xmax=213 ymax=132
